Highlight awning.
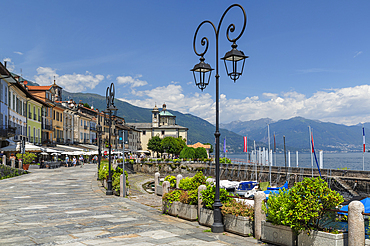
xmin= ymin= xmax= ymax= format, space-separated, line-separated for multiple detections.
xmin=0 ymin=142 xmax=42 ymax=152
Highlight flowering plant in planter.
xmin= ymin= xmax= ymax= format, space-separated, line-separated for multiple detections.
xmin=221 ymin=199 xmax=254 ymax=221
xmin=201 ymin=183 xmax=231 ymax=209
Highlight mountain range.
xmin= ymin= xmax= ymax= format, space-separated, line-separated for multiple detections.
xmin=61 ymin=90 xmax=368 ymax=153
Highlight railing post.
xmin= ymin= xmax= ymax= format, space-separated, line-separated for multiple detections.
xmin=155 ymin=172 xmax=160 ymax=195
xmin=162 ymin=181 xmax=170 ymax=196
xmin=254 ymin=191 xmax=266 ymax=239
xmin=176 ymin=174 xmax=183 ymax=188
xmin=198 ymin=184 xmax=207 ymax=220
xmin=348 ymin=200 xmax=365 ymax=246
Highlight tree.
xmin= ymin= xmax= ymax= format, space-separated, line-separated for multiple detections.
xmin=147 ymin=136 xmax=163 ymax=157
xmin=83 ymin=103 xmax=91 ymax=109
xmin=16 ymin=152 xmax=37 ymax=164
xmin=195 ymin=147 xmax=208 ymax=159
xmin=161 ymin=136 xmax=187 ymax=157
xmin=179 ymin=147 xmax=196 ymax=159
xmin=204 ymin=143 xmax=213 ymax=153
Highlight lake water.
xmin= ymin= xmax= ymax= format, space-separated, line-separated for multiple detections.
xmin=226 ymin=152 xmax=370 ymax=171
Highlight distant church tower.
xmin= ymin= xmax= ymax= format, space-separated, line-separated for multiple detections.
xmin=51 ymin=77 xmax=63 ymax=102
xmin=152 ymin=104 xmax=159 ymax=127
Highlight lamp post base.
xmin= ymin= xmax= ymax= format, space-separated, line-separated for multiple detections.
xmin=211 ymin=223 xmax=224 ymax=233
xmin=106 ymin=190 xmax=113 ymax=195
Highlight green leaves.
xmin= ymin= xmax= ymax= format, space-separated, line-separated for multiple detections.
xmin=16 ymin=152 xmax=37 ymax=164
xmin=201 ymin=183 xmax=232 ymax=210
xmin=264 ymin=177 xmax=344 ymax=235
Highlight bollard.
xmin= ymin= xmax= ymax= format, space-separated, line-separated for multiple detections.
xmin=206 ymin=178 xmax=214 ymax=184
xmin=198 ymin=185 xmax=207 ymax=220
xmin=2 ymin=155 xmax=5 ymax=165
xmin=162 ymin=181 xmax=170 ymax=196
xmin=155 ymin=172 xmax=160 ymax=195
xmin=176 ymin=174 xmax=183 ymax=188
xmin=254 ymin=191 xmax=266 ymax=240
xmin=120 ymin=174 xmax=126 ymax=197
xmin=19 ymin=160 xmax=23 ymax=170
xmin=11 ymin=158 xmax=15 ymax=168
xmin=348 ymin=200 xmax=365 ymax=246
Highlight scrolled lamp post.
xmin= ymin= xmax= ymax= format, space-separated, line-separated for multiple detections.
xmin=105 ymin=83 xmax=118 ymax=195
xmin=191 ymin=4 xmax=248 ymax=233
xmin=97 ymin=115 xmax=103 ymax=181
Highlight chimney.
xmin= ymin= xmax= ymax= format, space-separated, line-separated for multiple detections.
xmin=4 ymin=61 xmax=7 ymax=68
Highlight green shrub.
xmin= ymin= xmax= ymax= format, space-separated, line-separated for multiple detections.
xmin=201 ymin=183 xmax=232 ymax=209
xmin=263 ymin=177 xmax=344 ymax=235
xmin=195 ymin=147 xmax=208 ymax=159
xmin=179 ymin=147 xmax=196 ymax=159
xmin=164 ymin=175 xmax=176 ymax=188
xmin=219 ymin=157 xmax=231 ymax=164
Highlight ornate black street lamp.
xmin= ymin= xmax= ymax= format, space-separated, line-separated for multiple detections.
xmin=105 ymin=83 xmax=118 ymax=195
xmin=191 ymin=4 xmax=248 ymax=233
xmin=97 ymin=115 xmax=103 ymax=180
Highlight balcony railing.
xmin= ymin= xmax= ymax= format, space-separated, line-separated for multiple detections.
xmin=83 ymin=139 xmax=89 ymax=144
xmin=90 ymin=126 xmax=96 ymax=131
xmin=0 ymin=126 xmax=16 ymax=138
xmin=56 ymin=138 xmax=64 ymax=144
xmin=29 ymin=112 xmax=32 ymax=118
xmin=84 ymin=125 xmax=88 ymax=130
xmin=30 ymin=136 xmax=34 ymax=143
xmin=73 ymin=138 xmax=79 ymax=144
xmin=43 ymin=124 xmax=53 ymax=130
xmin=34 ymin=114 xmax=36 ymax=121
xmin=38 ymin=116 xmax=41 ymax=122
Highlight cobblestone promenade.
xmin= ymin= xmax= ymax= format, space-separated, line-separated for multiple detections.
xmin=0 ymin=164 xmax=264 ymax=246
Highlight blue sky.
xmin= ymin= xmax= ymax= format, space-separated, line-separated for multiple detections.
xmin=1 ymin=1 xmax=370 ymax=125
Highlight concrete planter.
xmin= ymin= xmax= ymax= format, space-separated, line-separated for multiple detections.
xmin=28 ymin=164 xmax=40 ymax=169
xmin=223 ymin=213 xmax=254 ymax=237
xmin=298 ymin=230 xmax=348 ymax=246
xmin=178 ymin=203 xmax=198 ymax=221
xmin=163 ymin=201 xmax=179 ymax=216
xmin=261 ymin=221 xmax=297 ymax=246
xmin=156 ymin=185 xmax=162 ymax=196
xmin=199 ymin=208 xmax=215 ymax=227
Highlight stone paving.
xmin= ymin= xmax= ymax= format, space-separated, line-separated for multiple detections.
xmin=0 ymin=164 xmax=266 ymax=246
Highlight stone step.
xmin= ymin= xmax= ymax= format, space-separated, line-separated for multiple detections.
xmin=334 ymin=177 xmax=359 ymax=197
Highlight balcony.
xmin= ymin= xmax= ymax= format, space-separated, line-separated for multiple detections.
xmin=0 ymin=126 xmax=16 ymax=138
xmin=42 ymin=124 xmax=53 ymax=131
xmin=29 ymin=112 xmax=32 ymax=119
xmin=73 ymin=138 xmax=80 ymax=144
xmin=90 ymin=126 xmax=96 ymax=131
xmin=30 ymin=136 xmax=34 ymax=143
xmin=83 ymin=139 xmax=89 ymax=144
xmin=38 ymin=116 xmax=41 ymax=122
xmin=34 ymin=114 xmax=37 ymax=121
xmin=56 ymin=138 xmax=64 ymax=144
xmin=84 ymin=125 xmax=88 ymax=130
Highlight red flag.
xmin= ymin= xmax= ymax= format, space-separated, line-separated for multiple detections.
xmin=243 ymin=136 xmax=247 ymax=152
xmin=273 ymin=134 xmax=276 ymax=152
xmin=311 ymin=132 xmax=315 ymax=153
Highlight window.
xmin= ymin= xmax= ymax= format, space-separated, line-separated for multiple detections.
xmin=143 ymin=130 xmax=146 ymax=135
xmin=56 ymin=112 xmax=59 ymax=121
xmin=81 ymin=120 xmax=82 ymax=126
xmin=162 ymin=130 xmax=165 ymax=135
xmin=53 ymin=110 xmax=55 ymax=120
xmin=8 ymin=91 xmax=11 ymax=107
xmin=13 ymin=94 xmax=15 ymax=110
xmin=60 ymin=113 xmax=62 ymax=122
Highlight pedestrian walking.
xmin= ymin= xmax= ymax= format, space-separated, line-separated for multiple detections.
xmin=65 ymin=156 xmax=69 ymax=167
xmin=72 ymin=156 xmax=77 ymax=167
xmin=79 ymin=155 xmax=84 ymax=168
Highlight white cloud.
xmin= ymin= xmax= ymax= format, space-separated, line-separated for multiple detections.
xmin=34 ymin=67 xmax=104 ymax=92
xmin=118 ymin=83 xmax=370 ymax=126
xmin=116 ymin=75 xmax=147 ymax=88
xmin=14 ymin=51 xmax=23 ymax=55
xmin=3 ymin=58 xmax=15 ymax=72
xmin=354 ymin=51 xmax=363 ymax=58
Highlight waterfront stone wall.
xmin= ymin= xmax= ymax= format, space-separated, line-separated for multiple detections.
xmin=135 ymin=161 xmax=370 ymax=199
